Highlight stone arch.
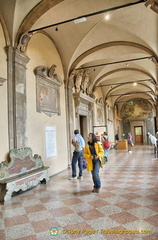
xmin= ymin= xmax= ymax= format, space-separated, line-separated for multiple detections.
xmin=68 ymin=41 xmax=158 ymax=75
xmin=0 ymin=12 xmax=10 ymax=46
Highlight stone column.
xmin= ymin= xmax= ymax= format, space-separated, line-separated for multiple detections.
xmin=6 ymin=46 xmax=14 ymax=150
xmin=6 ymin=46 xmax=29 ymax=149
xmin=67 ymin=73 xmax=75 ymax=166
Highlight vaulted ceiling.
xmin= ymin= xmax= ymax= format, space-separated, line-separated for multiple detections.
xmin=0 ymin=0 xmax=158 ymax=108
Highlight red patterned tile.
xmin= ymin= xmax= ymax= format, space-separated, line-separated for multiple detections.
xmin=144 ymin=214 xmax=158 ymax=227
xmin=128 ymin=181 xmax=142 ymax=185
xmin=115 ymin=201 xmax=140 ymax=210
xmin=1 ymin=201 xmax=23 ymax=210
xmin=145 ymin=203 xmax=158 ymax=212
xmin=4 ymin=214 xmax=29 ymax=227
xmin=98 ymin=192 xmax=116 ymax=199
xmin=32 ymin=219 xmax=58 ymax=233
xmin=88 ymin=199 xmax=110 ymax=208
xmin=102 ymin=186 xmax=118 ymax=191
xmin=146 ymin=194 xmax=158 ymax=201
xmin=78 ymin=209 xmax=104 ymax=220
xmin=109 ymin=212 xmax=138 ymax=224
xmin=25 ymin=204 xmax=47 ymax=213
xmin=0 ymin=229 xmax=5 ymax=240
xmin=142 ymin=232 xmax=158 ymax=240
xmin=62 ymin=198 xmax=83 ymax=205
xmin=107 ymin=181 xmax=122 ymax=185
xmin=39 ymin=197 xmax=53 ymax=203
xmin=120 ymin=193 xmax=140 ymax=200
xmin=124 ymin=186 xmax=141 ymax=192
xmin=50 ymin=207 xmax=74 ymax=217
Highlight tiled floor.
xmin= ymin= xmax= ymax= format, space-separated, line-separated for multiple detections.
xmin=0 ymin=145 xmax=158 ymax=240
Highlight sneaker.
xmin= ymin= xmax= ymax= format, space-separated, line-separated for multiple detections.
xmin=77 ymin=176 xmax=83 ymax=179
xmin=68 ymin=176 xmax=77 ymax=180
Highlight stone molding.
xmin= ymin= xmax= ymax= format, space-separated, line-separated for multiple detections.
xmin=0 ymin=77 xmax=6 ymax=86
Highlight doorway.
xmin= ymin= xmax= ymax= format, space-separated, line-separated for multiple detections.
xmin=79 ymin=115 xmax=87 ymax=141
xmin=134 ymin=126 xmax=143 ymax=143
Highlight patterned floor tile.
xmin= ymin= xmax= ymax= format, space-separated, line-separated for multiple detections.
xmin=109 ymin=212 xmax=139 ymax=224
xmin=0 ymin=145 xmax=157 ymax=240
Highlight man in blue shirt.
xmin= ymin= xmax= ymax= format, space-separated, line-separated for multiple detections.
xmin=69 ymin=129 xmax=85 ymax=180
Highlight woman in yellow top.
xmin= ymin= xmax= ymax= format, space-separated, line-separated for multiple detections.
xmin=84 ymin=133 xmax=104 ymax=193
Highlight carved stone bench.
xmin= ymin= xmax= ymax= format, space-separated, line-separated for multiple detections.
xmin=0 ymin=147 xmax=49 ymax=202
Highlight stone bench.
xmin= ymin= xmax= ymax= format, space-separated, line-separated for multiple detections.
xmin=0 ymin=147 xmax=49 ymax=202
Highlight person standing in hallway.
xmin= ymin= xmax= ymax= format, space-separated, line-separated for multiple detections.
xmin=101 ymin=132 xmax=110 ymax=160
xmin=69 ymin=129 xmax=85 ymax=180
xmin=127 ymin=132 xmax=133 ymax=152
xmin=84 ymin=133 xmax=104 ymax=193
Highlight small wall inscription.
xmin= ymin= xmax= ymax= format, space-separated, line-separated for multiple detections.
xmin=45 ymin=126 xmax=57 ymax=158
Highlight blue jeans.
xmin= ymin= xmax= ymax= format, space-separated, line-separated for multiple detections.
xmin=104 ymin=148 xmax=110 ymax=158
xmin=91 ymin=159 xmax=101 ymax=189
xmin=71 ymin=151 xmax=83 ymax=177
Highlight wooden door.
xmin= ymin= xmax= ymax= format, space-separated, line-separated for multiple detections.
xmin=134 ymin=126 xmax=143 ymax=143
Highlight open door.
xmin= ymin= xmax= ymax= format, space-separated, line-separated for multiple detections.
xmin=134 ymin=126 xmax=143 ymax=143
xmin=79 ymin=115 xmax=87 ymax=141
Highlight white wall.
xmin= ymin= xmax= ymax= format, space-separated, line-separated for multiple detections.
xmin=26 ymin=33 xmax=68 ymax=176
xmin=0 ymin=23 xmax=9 ymax=161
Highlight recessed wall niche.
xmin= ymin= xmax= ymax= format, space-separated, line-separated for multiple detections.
xmin=34 ymin=65 xmax=62 ymax=117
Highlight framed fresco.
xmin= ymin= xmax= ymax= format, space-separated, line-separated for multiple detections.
xmin=34 ymin=65 xmax=62 ymax=117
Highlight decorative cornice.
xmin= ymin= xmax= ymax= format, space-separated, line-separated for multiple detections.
xmin=34 ymin=65 xmax=62 ymax=86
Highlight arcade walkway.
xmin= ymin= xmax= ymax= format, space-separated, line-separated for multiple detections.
xmin=0 ymin=145 xmax=158 ymax=240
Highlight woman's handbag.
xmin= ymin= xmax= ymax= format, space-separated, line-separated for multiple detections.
xmin=102 ymin=155 xmax=107 ymax=165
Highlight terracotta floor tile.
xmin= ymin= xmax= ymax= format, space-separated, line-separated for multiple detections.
xmin=109 ymin=212 xmax=139 ymax=224
xmin=25 ymin=204 xmax=47 ymax=213
xmin=98 ymin=192 xmax=116 ymax=198
xmin=0 ymin=145 xmax=157 ymax=239
xmin=120 ymin=193 xmax=141 ymax=200
xmin=32 ymin=219 xmax=58 ymax=233
xmin=50 ymin=206 xmax=74 ymax=217
xmin=62 ymin=198 xmax=83 ymax=205
xmin=88 ymin=199 xmax=110 ymax=208
xmin=115 ymin=201 xmax=141 ymax=210
xmin=78 ymin=209 xmax=104 ymax=220
xmin=145 ymin=203 xmax=158 ymax=212
xmin=0 ymin=229 xmax=6 ymax=240
xmin=144 ymin=214 xmax=158 ymax=227
xmin=4 ymin=214 xmax=29 ymax=227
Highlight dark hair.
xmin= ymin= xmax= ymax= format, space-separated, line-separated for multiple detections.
xmin=89 ymin=133 xmax=98 ymax=143
xmin=74 ymin=129 xmax=79 ymax=135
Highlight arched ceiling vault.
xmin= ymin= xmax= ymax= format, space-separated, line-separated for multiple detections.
xmin=69 ymin=41 xmax=158 ymax=73
xmin=0 ymin=0 xmax=157 ymax=108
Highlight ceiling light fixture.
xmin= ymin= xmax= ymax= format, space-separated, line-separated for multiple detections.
xmin=105 ymin=14 xmax=110 ymax=20
xmin=74 ymin=17 xmax=87 ymax=24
